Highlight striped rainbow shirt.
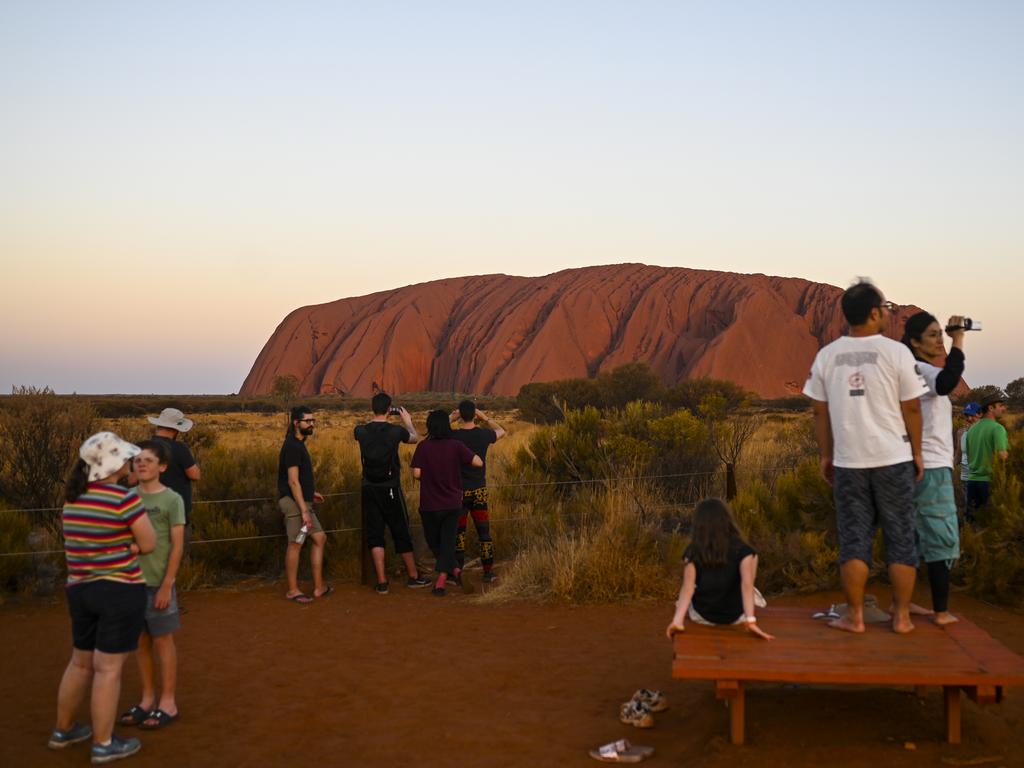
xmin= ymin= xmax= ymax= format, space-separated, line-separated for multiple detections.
xmin=63 ymin=483 xmax=146 ymax=585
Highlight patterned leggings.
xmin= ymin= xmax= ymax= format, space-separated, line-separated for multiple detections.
xmin=455 ymin=487 xmax=494 ymax=571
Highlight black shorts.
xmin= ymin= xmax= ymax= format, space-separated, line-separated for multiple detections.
xmin=362 ymin=484 xmax=414 ymax=553
xmin=833 ymin=462 xmax=917 ymax=567
xmin=66 ymin=580 xmax=146 ymax=654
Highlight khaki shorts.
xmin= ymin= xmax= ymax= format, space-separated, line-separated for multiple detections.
xmin=278 ymin=496 xmax=324 ymax=541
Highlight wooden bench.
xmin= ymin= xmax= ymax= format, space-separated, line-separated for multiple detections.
xmin=671 ymin=606 xmax=1024 ymax=745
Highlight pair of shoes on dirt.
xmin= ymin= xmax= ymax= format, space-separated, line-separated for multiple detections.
xmin=589 ymin=738 xmax=654 ymax=763
xmin=619 ymin=689 xmax=668 ymax=729
xmin=619 ymin=700 xmax=654 ymax=728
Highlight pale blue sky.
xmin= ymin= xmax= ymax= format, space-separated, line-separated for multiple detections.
xmin=1 ymin=1 xmax=1021 ymax=393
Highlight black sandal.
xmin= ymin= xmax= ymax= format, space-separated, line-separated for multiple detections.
xmin=139 ymin=708 xmax=179 ymax=730
xmin=118 ymin=705 xmax=149 ymax=726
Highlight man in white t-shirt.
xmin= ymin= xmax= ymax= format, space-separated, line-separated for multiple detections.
xmin=804 ymin=280 xmax=928 ymax=634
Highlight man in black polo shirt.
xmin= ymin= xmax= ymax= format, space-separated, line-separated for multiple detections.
xmin=354 ymin=392 xmax=430 ymax=594
xmin=278 ymin=406 xmax=329 ymax=603
xmin=451 ymin=400 xmax=506 ymax=582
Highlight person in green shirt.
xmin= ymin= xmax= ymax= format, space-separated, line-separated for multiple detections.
xmin=119 ymin=440 xmax=185 ymax=731
xmin=964 ymin=391 xmax=1010 ymax=522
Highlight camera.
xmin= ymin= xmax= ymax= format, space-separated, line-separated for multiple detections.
xmin=388 ymin=406 xmax=402 ymax=416
xmin=946 ymin=318 xmax=983 ymax=333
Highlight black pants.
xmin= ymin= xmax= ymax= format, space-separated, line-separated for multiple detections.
xmin=420 ymin=509 xmax=460 ymax=576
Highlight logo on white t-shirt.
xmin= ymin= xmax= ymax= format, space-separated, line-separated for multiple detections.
xmin=848 ymin=372 xmax=865 ymax=397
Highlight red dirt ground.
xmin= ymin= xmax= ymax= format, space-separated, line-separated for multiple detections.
xmin=1 ymin=582 xmax=1022 ymax=768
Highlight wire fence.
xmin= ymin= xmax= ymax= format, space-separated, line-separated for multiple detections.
xmin=0 ymin=465 xmax=798 ymax=560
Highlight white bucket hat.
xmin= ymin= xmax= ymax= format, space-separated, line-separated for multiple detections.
xmin=147 ymin=407 xmax=194 ymax=433
xmin=79 ymin=432 xmax=142 ymax=482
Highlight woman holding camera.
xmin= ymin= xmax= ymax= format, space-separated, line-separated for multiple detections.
xmin=901 ymin=313 xmax=967 ymax=625
xmin=411 ymin=410 xmax=483 ymax=596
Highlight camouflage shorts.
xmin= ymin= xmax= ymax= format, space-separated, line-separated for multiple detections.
xmin=833 ymin=462 xmax=917 ymax=567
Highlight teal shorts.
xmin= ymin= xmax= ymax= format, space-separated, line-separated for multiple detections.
xmin=914 ymin=467 xmax=960 ymax=564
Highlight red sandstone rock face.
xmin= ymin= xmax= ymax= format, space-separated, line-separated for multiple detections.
xmin=240 ymin=264 xmax=948 ymax=399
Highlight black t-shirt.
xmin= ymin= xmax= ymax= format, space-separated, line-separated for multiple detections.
xmin=152 ymin=436 xmax=197 ymax=518
xmin=277 ymin=434 xmax=315 ymax=502
xmin=451 ymin=428 xmax=497 ymax=489
xmin=687 ymin=542 xmax=756 ymax=625
xmin=354 ymin=422 xmax=411 ymax=487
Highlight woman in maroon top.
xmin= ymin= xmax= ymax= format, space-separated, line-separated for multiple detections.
xmin=412 ymin=410 xmax=482 ymax=596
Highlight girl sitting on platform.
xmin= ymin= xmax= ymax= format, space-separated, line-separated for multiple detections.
xmin=666 ymin=497 xmax=774 ymax=640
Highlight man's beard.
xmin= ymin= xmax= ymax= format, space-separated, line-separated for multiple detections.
xmin=300 ymin=427 xmax=314 ymax=437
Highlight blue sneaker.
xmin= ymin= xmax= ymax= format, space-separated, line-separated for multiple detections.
xmin=47 ymin=722 xmax=92 ymax=749
xmin=91 ymin=734 xmax=141 ymax=764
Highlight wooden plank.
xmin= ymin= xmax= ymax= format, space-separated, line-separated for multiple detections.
xmin=730 ymin=683 xmax=745 ymax=745
xmin=963 ymin=685 xmax=998 ymax=705
xmin=944 ymin=686 xmax=961 ymax=744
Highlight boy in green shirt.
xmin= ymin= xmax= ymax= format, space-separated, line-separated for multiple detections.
xmin=119 ymin=440 xmax=185 ymax=730
xmin=965 ymin=391 xmax=1010 ymax=522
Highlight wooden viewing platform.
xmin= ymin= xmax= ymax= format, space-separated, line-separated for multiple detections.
xmin=671 ymin=606 xmax=1024 ymax=745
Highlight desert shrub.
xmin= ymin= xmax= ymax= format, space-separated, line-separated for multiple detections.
xmin=510 ymin=403 xmax=716 ymax=499
xmin=961 ymin=384 xmax=1003 ymax=405
xmin=1006 ymin=377 xmax=1024 ymax=407
xmin=479 ymin=487 xmax=679 ymax=604
xmin=957 ymin=432 xmax=1024 ymax=607
xmin=731 ymin=459 xmax=839 ymax=593
xmin=0 ymin=507 xmax=33 ymax=591
xmin=666 ymin=378 xmax=750 ymax=414
xmin=0 ymin=386 xmax=95 ymax=520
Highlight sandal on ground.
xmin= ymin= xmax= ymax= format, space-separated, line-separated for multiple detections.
xmin=314 ymin=585 xmax=334 ymax=598
xmin=619 ymin=700 xmax=654 ymax=728
xmin=286 ymin=592 xmax=313 ymax=604
xmin=589 ymin=739 xmax=654 ymax=762
xmin=139 ymin=709 xmax=179 ymax=730
xmin=630 ymin=688 xmax=668 ymax=712
xmin=118 ymin=705 xmax=150 ymax=727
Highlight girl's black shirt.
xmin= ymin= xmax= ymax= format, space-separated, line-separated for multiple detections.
xmin=687 ymin=543 xmax=756 ymax=624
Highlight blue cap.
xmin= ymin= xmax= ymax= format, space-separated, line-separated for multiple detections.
xmin=963 ymin=402 xmax=982 ymax=417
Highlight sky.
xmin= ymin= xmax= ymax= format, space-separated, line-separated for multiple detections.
xmin=1 ymin=1 xmax=1021 ymax=394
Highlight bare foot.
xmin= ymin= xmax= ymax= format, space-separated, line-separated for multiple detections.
xmin=933 ymin=612 xmax=959 ymax=626
xmin=892 ymin=616 xmax=916 ymax=634
xmin=889 ymin=601 xmax=932 ymax=616
xmin=828 ymin=616 xmax=865 ymax=633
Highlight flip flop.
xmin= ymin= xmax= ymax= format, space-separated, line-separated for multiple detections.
xmin=589 ymin=739 xmax=654 ymax=763
xmin=139 ymin=709 xmax=179 ymax=730
xmin=286 ymin=593 xmax=313 ymax=604
xmin=314 ymin=585 xmax=334 ymax=599
xmin=118 ymin=705 xmax=149 ymax=727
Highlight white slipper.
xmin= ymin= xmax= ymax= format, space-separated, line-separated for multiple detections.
xmin=589 ymin=739 xmax=654 ymax=763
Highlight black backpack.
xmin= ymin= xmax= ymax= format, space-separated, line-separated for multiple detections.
xmin=360 ymin=423 xmax=397 ymax=483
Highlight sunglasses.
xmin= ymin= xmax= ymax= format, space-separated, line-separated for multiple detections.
xmin=298 ymin=418 xmax=316 ymax=424
xmin=880 ymin=301 xmax=897 ymax=312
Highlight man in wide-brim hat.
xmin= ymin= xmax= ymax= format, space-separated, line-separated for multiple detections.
xmin=147 ymin=408 xmax=201 ymax=528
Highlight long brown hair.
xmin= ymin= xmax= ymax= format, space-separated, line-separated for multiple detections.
xmin=683 ymin=497 xmax=750 ymax=569
xmin=64 ymin=458 xmax=90 ymax=504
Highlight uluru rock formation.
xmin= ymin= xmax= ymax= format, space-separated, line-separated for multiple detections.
xmin=240 ymin=264 xmax=931 ymax=399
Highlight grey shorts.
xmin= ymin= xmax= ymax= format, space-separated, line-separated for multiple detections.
xmin=144 ymin=585 xmax=181 ymax=637
xmin=833 ymin=462 xmax=917 ymax=567
xmin=278 ymin=496 xmax=324 ymax=541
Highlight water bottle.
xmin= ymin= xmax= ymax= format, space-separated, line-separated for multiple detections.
xmin=295 ymin=524 xmax=309 ymax=545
